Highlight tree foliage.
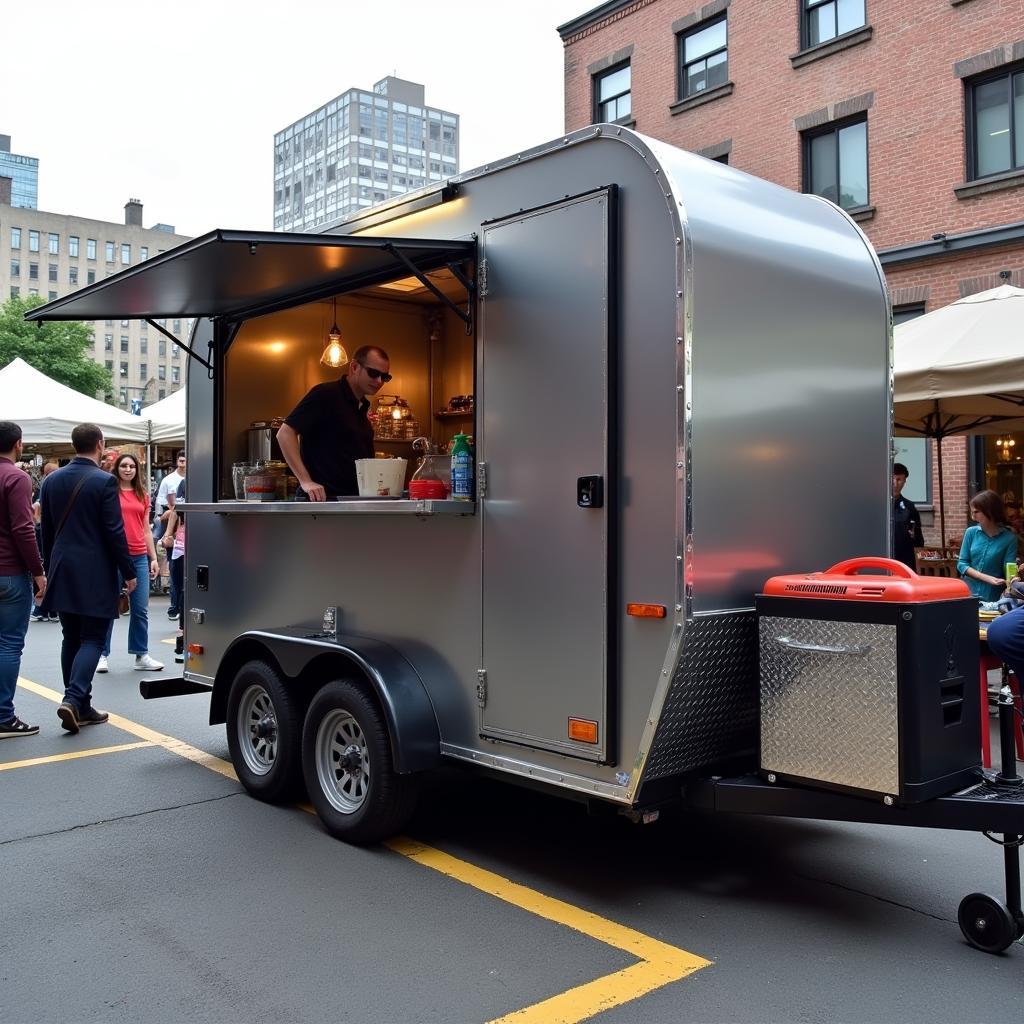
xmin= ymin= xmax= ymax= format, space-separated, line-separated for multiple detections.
xmin=0 ymin=294 xmax=111 ymax=399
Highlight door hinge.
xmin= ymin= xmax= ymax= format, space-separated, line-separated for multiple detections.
xmin=478 ymin=259 xmax=489 ymax=298
xmin=476 ymin=669 xmax=487 ymax=707
xmin=476 ymin=461 xmax=488 ymax=499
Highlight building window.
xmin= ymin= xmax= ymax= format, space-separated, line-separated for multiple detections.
xmin=803 ymin=115 xmax=868 ymax=210
xmin=158 ymin=339 xmax=166 ymax=357
xmin=10 ymin=227 xmax=20 ymax=249
xmin=10 ymin=259 xmax=18 ymax=278
xmin=120 ymin=336 xmax=129 ymax=353
xmin=69 ymin=266 xmax=78 ymax=286
xmin=10 ymin=286 xmax=18 ymax=298
xmin=678 ymin=17 xmax=728 ymax=98
xmin=87 ymin=269 xmax=96 ymax=285
xmin=140 ymin=246 xmax=148 ymax=261
xmin=593 ymin=63 xmax=631 ymax=123
xmin=119 ymin=388 xmax=127 ymax=404
xmin=119 ymin=362 xmax=128 ymax=378
xmin=140 ymin=338 xmax=147 ymax=354
xmin=28 ymin=262 xmax=38 ymax=280
xmin=802 ymin=0 xmax=865 ymax=48
xmin=28 ymin=230 xmax=39 ymax=253
xmin=105 ymin=241 xmax=115 ymax=262
xmin=87 ymin=238 xmax=97 ymax=260
xmin=28 ymin=287 xmax=38 ymax=296
xmin=159 ymin=389 xmax=166 ymax=400
xmin=104 ymin=334 xmax=113 ymax=351
xmin=967 ymin=65 xmax=1024 ymax=180
xmin=121 ymin=243 xmax=131 ymax=264
xmin=48 ymin=264 xmax=58 ymax=282
xmin=139 ymin=363 xmax=147 ymax=380
xmin=69 ymin=235 xmax=79 ymax=257
xmin=48 ymin=233 xmax=59 ymax=255
xmin=158 ymin=365 xmax=166 ymax=381
xmin=893 ymin=303 xmax=926 ymax=326
xmin=171 ymin=366 xmax=180 ymax=383
xmin=105 ymin=360 xmax=113 ymax=371
xmin=172 ymin=319 xmax=181 ymax=333
xmin=48 ymin=290 xmax=57 ymax=300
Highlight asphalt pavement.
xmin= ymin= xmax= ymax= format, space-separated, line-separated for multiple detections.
xmin=2 ymin=600 xmax=1023 ymax=1024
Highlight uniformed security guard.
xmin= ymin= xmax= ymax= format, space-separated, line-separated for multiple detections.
xmin=891 ymin=461 xmax=924 ymax=570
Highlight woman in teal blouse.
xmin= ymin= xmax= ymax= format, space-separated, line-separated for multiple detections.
xmin=957 ymin=490 xmax=1019 ymax=601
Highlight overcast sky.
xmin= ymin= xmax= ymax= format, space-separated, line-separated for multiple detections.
xmin=3 ymin=0 xmax=588 ymax=237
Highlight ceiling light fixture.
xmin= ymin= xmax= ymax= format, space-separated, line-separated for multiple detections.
xmin=319 ymin=296 xmax=348 ymax=369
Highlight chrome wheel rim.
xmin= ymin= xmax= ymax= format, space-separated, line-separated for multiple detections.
xmin=315 ymin=709 xmax=370 ymax=814
xmin=237 ymin=683 xmax=277 ymax=776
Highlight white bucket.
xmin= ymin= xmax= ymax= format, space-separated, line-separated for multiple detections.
xmin=355 ymin=458 xmax=407 ymax=497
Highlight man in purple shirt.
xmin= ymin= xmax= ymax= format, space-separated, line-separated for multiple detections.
xmin=0 ymin=421 xmax=46 ymax=737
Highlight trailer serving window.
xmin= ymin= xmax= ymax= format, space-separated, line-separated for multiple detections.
xmin=25 ymin=229 xmax=476 ymax=504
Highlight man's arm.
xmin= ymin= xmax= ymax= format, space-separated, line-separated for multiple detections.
xmin=7 ymin=474 xmax=45 ymax=596
xmin=276 ymin=423 xmax=325 ymax=501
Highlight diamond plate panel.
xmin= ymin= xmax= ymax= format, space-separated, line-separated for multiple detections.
xmin=759 ymin=616 xmax=899 ymax=795
xmin=643 ymin=611 xmax=759 ymax=780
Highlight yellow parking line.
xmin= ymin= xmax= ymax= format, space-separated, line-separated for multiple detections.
xmin=0 ymin=740 xmax=154 ymax=772
xmin=388 ymin=837 xmax=711 ymax=1024
xmin=16 ymin=676 xmax=237 ymax=781
xmin=18 ymin=674 xmax=710 ymax=1021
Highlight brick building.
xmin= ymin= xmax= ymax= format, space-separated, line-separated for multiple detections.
xmin=558 ymin=0 xmax=1024 ymax=544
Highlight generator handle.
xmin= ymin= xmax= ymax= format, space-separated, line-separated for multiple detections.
xmin=773 ymin=636 xmax=872 ymax=656
xmin=824 ymin=556 xmax=916 ymax=579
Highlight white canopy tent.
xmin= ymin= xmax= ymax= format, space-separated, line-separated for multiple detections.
xmin=893 ymin=284 xmax=1024 ymax=542
xmin=141 ymin=387 xmax=185 ymax=444
xmin=0 ymin=357 xmax=149 ymax=445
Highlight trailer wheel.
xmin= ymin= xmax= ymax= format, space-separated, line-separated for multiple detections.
xmin=226 ymin=660 xmax=303 ymax=803
xmin=957 ymin=892 xmax=1018 ymax=954
xmin=302 ymin=680 xmax=417 ymax=844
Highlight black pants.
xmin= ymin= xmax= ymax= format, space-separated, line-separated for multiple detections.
xmin=57 ymin=613 xmax=110 ymax=710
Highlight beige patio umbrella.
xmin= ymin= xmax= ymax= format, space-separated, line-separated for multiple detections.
xmin=893 ymin=284 xmax=1024 ymax=544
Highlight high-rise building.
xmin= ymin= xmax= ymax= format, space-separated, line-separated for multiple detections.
xmin=0 ymin=135 xmax=39 ymax=209
xmin=274 ymin=76 xmax=460 ymax=231
xmin=0 ymin=197 xmax=191 ymax=408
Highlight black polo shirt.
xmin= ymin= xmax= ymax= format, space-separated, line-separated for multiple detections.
xmin=284 ymin=376 xmax=373 ymax=497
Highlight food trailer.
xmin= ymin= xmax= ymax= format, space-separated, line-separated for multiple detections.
xmin=28 ymin=126 xmax=1024 ymax=952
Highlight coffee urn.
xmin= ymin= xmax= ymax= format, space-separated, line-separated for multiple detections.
xmin=247 ymin=419 xmax=284 ymax=463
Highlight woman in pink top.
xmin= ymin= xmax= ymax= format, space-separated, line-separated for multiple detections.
xmin=98 ymin=454 xmax=163 ymax=672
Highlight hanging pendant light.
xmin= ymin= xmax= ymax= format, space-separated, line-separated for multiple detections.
xmin=320 ymin=296 xmax=349 ymax=369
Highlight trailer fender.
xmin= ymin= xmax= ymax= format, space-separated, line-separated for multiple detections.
xmin=210 ymin=631 xmax=440 ymax=774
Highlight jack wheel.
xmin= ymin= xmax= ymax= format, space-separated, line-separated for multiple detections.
xmin=957 ymin=892 xmax=1019 ymax=954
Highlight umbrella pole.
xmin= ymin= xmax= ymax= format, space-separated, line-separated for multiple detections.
xmin=936 ymin=433 xmax=947 ymax=550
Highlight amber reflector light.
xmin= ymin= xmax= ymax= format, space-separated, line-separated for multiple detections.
xmin=626 ymin=603 xmax=667 ymax=618
xmin=187 ymin=644 xmax=204 ymax=655
xmin=568 ymin=718 xmax=599 ymax=743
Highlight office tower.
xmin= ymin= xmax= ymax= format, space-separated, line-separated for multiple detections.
xmin=0 ymin=135 xmax=39 ymax=209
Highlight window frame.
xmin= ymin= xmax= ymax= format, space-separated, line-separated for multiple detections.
xmin=801 ymin=112 xmax=870 ymax=212
xmin=800 ymin=0 xmax=866 ymax=50
xmin=965 ymin=62 xmax=1024 ymax=182
xmin=592 ymin=60 xmax=632 ymax=124
xmin=677 ymin=15 xmax=728 ymax=101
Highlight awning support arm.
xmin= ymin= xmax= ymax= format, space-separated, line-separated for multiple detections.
xmin=382 ymin=242 xmax=474 ymax=330
xmin=145 ymin=319 xmax=213 ymax=374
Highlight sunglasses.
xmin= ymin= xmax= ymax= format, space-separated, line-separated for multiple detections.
xmin=360 ymin=365 xmax=392 ymax=383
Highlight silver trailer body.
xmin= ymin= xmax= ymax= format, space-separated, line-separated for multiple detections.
xmin=29 ymin=127 xmax=890 ymax=809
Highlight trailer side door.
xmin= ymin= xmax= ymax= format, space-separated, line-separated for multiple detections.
xmin=479 ymin=189 xmax=616 ymax=763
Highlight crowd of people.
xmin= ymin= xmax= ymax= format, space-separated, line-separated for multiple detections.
xmin=0 ymin=421 xmax=184 ymax=738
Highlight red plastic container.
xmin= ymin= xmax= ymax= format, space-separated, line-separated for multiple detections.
xmin=408 ymin=478 xmax=448 ymax=500
xmin=761 ymin=556 xmax=970 ymax=604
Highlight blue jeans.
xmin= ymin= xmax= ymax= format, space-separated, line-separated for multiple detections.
xmin=58 ymin=613 xmax=110 ymax=711
xmin=0 ymin=573 xmax=33 ymax=721
xmin=986 ymin=607 xmax=1024 ymax=683
xmin=103 ymin=553 xmax=151 ymax=657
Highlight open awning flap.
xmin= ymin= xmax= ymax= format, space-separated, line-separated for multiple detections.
xmin=25 ymin=229 xmax=476 ymax=324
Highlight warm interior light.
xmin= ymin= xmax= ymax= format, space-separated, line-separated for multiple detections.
xmin=378 ymin=275 xmax=422 ymax=293
xmin=391 ymin=405 xmax=403 ymax=420
xmin=320 ymin=296 xmax=349 ymax=368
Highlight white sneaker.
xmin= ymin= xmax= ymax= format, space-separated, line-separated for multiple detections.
xmin=134 ymin=654 xmax=164 ymax=671
xmin=96 ymin=656 xmax=109 ymax=674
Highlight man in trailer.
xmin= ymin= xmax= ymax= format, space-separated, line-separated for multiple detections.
xmin=277 ymin=346 xmax=391 ymax=501
xmin=892 ymin=462 xmax=924 ymax=570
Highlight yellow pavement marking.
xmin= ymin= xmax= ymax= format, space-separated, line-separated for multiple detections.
xmin=18 ymin=674 xmax=710 ymax=1022
xmin=0 ymin=740 xmax=154 ymax=772
xmin=387 ymin=837 xmax=711 ymax=1024
xmin=159 ymin=637 xmax=176 ymax=646
xmin=16 ymin=676 xmax=237 ymax=781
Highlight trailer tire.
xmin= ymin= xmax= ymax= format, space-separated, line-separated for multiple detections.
xmin=957 ymin=892 xmax=1018 ymax=954
xmin=302 ymin=679 xmax=418 ymax=845
xmin=226 ymin=660 xmax=303 ymax=803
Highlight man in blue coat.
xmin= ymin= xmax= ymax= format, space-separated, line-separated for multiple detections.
xmin=40 ymin=423 xmax=137 ymax=733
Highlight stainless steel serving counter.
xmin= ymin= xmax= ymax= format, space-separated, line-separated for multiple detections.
xmin=178 ymin=500 xmax=476 ymax=516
